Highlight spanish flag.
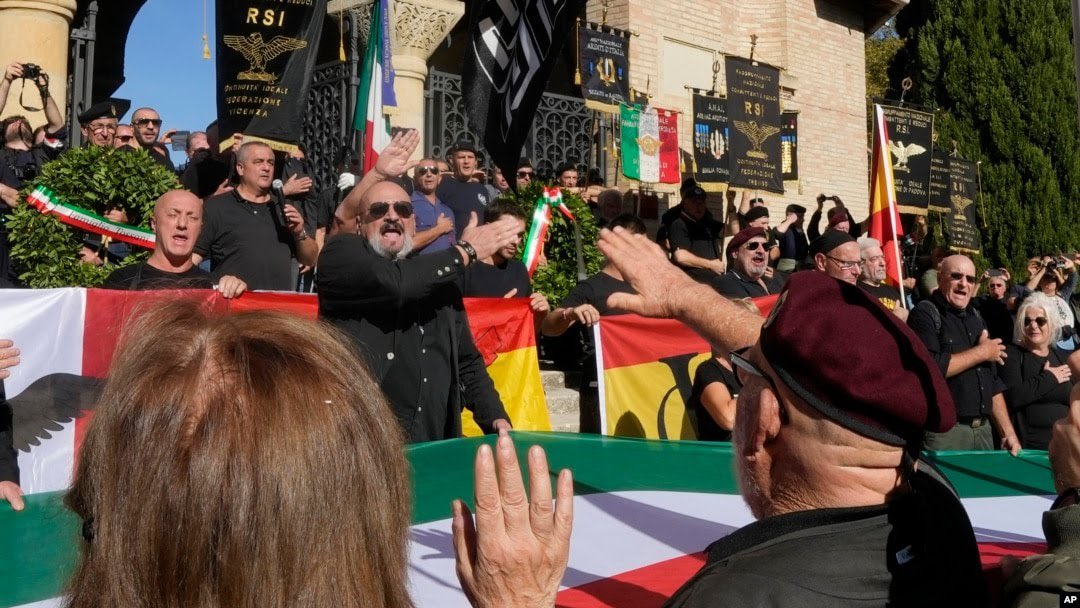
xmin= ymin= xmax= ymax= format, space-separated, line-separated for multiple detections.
xmin=869 ymin=104 xmax=906 ymax=291
xmin=594 ymin=296 xmax=777 ymax=439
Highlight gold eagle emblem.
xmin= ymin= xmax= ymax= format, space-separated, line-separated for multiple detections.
xmin=887 ymin=140 xmax=927 ymax=172
xmin=732 ymin=120 xmax=781 ymax=160
xmin=223 ymin=33 xmax=308 ymax=83
xmin=597 ymin=58 xmax=617 ymax=86
xmin=636 ymin=134 xmax=661 ymax=157
xmin=951 ymin=194 xmax=974 ymax=220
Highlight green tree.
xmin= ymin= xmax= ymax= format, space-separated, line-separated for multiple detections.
xmin=865 ymin=21 xmax=905 ymax=103
xmin=889 ymin=0 xmax=1080 ymax=270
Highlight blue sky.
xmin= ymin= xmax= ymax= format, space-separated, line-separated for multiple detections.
xmin=113 ymin=0 xmax=217 ymax=163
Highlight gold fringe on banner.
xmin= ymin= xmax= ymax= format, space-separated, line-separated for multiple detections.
xmin=574 ymin=20 xmax=582 ymax=85
xmin=339 ymin=10 xmax=347 ymax=62
xmin=201 ymin=0 xmax=211 ymax=59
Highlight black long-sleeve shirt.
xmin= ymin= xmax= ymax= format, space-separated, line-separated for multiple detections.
xmin=808 ymin=208 xmax=864 ymax=241
xmin=998 ymin=344 xmax=1073 ymax=449
xmin=907 ymin=292 xmax=1005 ymax=419
xmin=317 ymin=235 xmax=508 ymax=442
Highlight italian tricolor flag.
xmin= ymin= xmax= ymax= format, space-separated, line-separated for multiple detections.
xmin=620 ymin=104 xmax=681 ymax=184
xmin=355 ymin=0 xmax=397 ymax=173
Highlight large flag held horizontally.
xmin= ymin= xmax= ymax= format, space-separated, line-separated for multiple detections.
xmin=869 ymin=104 xmax=907 ymax=292
xmin=462 ymin=0 xmax=586 ymax=186
xmin=620 ymin=104 xmax=681 ymax=184
xmin=2 ymin=432 xmax=1055 ymax=607
xmin=0 ymin=289 xmax=549 ymax=498
xmin=355 ymin=0 xmax=397 ymax=173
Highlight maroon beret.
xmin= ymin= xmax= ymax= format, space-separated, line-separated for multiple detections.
xmin=759 ymin=272 xmax=955 ymax=446
xmin=726 ymin=226 xmax=767 ymax=257
xmin=827 ymin=209 xmax=851 ymax=228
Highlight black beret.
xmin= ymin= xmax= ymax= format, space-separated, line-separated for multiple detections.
xmin=448 ymin=139 xmax=478 ymax=155
xmin=743 ymin=206 xmax=770 ymax=224
xmin=726 ymin=226 xmax=767 ymax=257
xmin=686 ymin=186 xmax=707 ymax=200
xmin=680 ymin=178 xmax=699 ymax=195
xmin=809 ymin=230 xmax=856 ymax=257
xmin=786 ymin=204 xmax=807 ymax=215
xmin=759 ymin=272 xmax=956 ymax=445
xmin=78 ymin=100 xmax=125 ymax=124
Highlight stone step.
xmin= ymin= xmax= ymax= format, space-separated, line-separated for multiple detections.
xmin=545 ymin=386 xmax=580 ymax=415
xmin=548 ymin=410 xmax=579 ymax=433
xmin=540 ymin=369 xmax=583 ymax=392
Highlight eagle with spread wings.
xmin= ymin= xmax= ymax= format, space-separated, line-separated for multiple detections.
xmin=887 ymin=140 xmax=927 ymax=172
xmin=732 ymin=120 xmax=781 ymax=155
xmin=223 ymin=33 xmax=308 ymax=81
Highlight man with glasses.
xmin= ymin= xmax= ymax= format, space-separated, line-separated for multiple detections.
xmin=193 ymin=141 xmax=317 ymax=291
xmin=514 ymin=158 xmax=535 ymax=190
xmin=112 ymin=124 xmax=135 ymax=149
xmin=857 ymin=236 xmax=907 ymax=321
xmin=908 ymin=254 xmax=1020 ymax=452
xmin=810 ymin=231 xmax=861 ymax=285
xmin=319 ymin=152 xmax=524 ymax=441
xmin=711 ymin=227 xmax=778 ymax=298
xmin=436 ymin=139 xmax=491 ymax=239
xmin=411 ymin=157 xmax=456 ymax=255
xmin=131 ymin=107 xmax=175 ymax=171
xmin=77 ymin=101 xmax=120 ymax=148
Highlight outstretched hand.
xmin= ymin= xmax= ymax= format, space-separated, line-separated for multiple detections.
xmin=460 ymin=213 xmax=520 ymax=262
xmin=374 ymin=129 xmax=420 ymax=179
xmin=452 ymin=430 xmax=573 ymax=608
xmin=598 ymin=227 xmax=696 ymax=318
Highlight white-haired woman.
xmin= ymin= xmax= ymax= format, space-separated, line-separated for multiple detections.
xmin=998 ymin=292 xmax=1079 ymax=449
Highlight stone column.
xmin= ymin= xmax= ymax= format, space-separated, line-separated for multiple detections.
xmin=0 ymin=0 xmax=77 ymax=125
xmin=330 ymin=0 xmax=465 ymax=158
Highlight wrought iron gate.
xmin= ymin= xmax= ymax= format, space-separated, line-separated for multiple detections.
xmin=425 ymin=69 xmax=595 ymax=178
xmin=301 ymin=60 xmax=357 ymax=191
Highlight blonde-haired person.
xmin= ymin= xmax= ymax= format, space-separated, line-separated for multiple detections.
xmin=64 ymin=301 xmax=414 ymax=607
xmin=999 ymin=292 xmax=1080 ymax=450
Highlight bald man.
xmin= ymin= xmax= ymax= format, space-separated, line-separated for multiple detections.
xmin=104 ymin=190 xmax=246 ymax=297
xmin=908 ymin=254 xmax=1019 ymax=452
xmin=318 ymin=130 xmax=524 ymax=442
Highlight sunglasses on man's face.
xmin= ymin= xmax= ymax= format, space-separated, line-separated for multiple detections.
xmin=1024 ymin=316 xmax=1048 ymax=328
xmin=115 ymin=135 xmax=134 ymax=143
xmin=366 ymin=201 xmax=414 ymax=220
xmin=517 ymin=171 xmax=534 ymax=178
xmin=743 ymin=240 xmax=768 ymax=252
xmin=948 ymin=271 xmax=978 ymax=285
xmin=134 ymin=118 xmax=162 ymax=128
xmin=415 ymin=166 xmax=439 ymax=176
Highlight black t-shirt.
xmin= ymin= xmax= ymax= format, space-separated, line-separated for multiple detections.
xmin=560 ymin=271 xmax=636 ymax=316
xmin=194 ymin=191 xmax=299 ymax=291
xmin=461 ymin=259 xmax=532 ymax=298
xmin=687 ymin=358 xmax=738 ymax=441
xmin=859 ymin=282 xmax=903 ymax=311
xmin=711 ymin=271 xmax=778 ymax=299
xmin=436 ymin=177 xmax=489 ymax=238
xmin=103 ymin=262 xmax=214 ymax=290
xmin=667 ymin=213 xmax=723 ymax=281
xmin=145 ymin=144 xmax=176 ymax=172
xmin=180 ymin=150 xmax=230 ymax=199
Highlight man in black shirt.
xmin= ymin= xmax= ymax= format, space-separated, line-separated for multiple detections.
xmin=908 ymin=254 xmax=1019 ymax=452
xmin=436 ymin=140 xmax=490 ymax=238
xmin=181 ymin=121 xmax=231 ymax=199
xmin=667 ymin=186 xmax=725 ymax=282
xmin=460 ymin=202 xmax=549 ymax=314
xmin=193 ymin=142 xmax=317 ymax=291
xmin=318 ymin=177 xmax=522 ymax=442
xmin=131 ymin=107 xmax=176 ymax=172
xmin=773 ymin=204 xmax=808 ymax=271
xmin=711 ymin=227 xmax=779 ymax=299
xmin=105 ymin=190 xmax=247 ymax=296
xmin=857 ymin=237 xmax=907 ymax=321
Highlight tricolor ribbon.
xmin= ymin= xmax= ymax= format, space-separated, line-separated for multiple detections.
xmin=25 ymin=185 xmax=156 ymax=250
xmin=521 ymin=187 xmax=575 ymax=277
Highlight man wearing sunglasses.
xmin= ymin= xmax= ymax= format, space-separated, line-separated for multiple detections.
xmin=478 ymin=227 xmax=988 ymax=606
xmin=436 ymin=140 xmax=491 ymax=239
xmin=514 ymin=158 xmax=535 ymax=190
xmin=711 ymin=226 xmax=778 ymax=298
xmin=411 ymin=158 xmax=456 ymax=255
xmin=131 ymin=107 xmax=175 ymax=172
xmin=908 ymin=254 xmax=1019 ymax=453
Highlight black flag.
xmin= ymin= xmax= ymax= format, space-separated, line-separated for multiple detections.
xmin=725 ymin=56 xmax=783 ymax=193
xmin=215 ymin=0 xmax=326 ymax=153
xmin=879 ymin=105 xmax=934 ymax=215
xmin=781 ymin=111 xmax=798 ymax=181
xmin=577 ymin=24 xmax=630 ymax=113
xmin=928 ymin=150 xmax=950 ymax=213
xmin=691 ymin=94 xmax=729 ymax=188
xmin=947 ymin=158 xmax=982 ymax=254
xmin=463 ymin=0 xmax=587 ymax=185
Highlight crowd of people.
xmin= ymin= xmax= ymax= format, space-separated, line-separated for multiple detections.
xmin=1 ymin=60 xmax=1080 ymax=606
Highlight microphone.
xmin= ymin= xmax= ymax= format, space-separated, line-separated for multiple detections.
xmin=269 ymin=179 xmax=288 ymax=232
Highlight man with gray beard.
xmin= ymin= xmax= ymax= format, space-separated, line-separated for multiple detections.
xmin=858 ymin=237 xmax=908 ymax=321
xmin=317 ymin=171 xmax=522 ymax=442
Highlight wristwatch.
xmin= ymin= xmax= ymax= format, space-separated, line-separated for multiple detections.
xmin=1051 ymin=487 xmax=1080 ymax=510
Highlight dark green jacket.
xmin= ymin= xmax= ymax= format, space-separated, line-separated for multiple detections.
xmin=1003 ymin=504 xmax=1080 ymax=607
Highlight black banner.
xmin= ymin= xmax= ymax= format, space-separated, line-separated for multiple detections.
xmin=464 ymin=0 xmax=587 ymax=190
xmin=928 ymin=150 xmax=950 ymax=213
xmin=692 ymin=94 xmax=729 ymax=189
xmin=215 ymin=0 xmax=326 ymax=152
xmin=947 ymin=158 xmax=982 ymax=254
xmin=725 ymin=56 xmax=783 ymax=193
xmin=880 ymin=105 xmax=934 ymax=215
xmin=578 ymin=24 xmax=630 ymax=113
xmin=781 ymin=111 xmax=798 ymax=182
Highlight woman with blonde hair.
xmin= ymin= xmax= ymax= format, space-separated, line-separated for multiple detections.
xmin=999 ymin=292 xmax=1079 ymax=450
xmin=64 ymin=300 xmax=414 ymax=608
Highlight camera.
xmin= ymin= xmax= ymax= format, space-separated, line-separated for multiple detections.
xmin=21 ymin=63 xmax=41 ymax=81
xmin=1045 ymin=258 xmax=1062 ymax=271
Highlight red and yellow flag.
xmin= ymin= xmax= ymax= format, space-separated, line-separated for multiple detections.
xmin=595 ymin=296 xmax=776 ymax=439
xmin=869 ymin=104 xmax=906 ymax=291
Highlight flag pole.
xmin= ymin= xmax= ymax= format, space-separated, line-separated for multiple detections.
xmin=875 ymin=104 xmax=907 ymax=307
